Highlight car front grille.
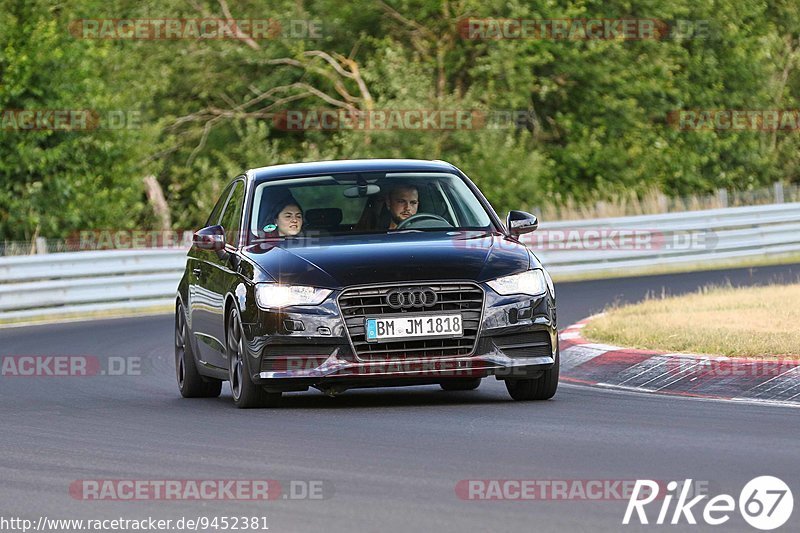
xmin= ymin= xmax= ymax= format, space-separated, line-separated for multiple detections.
xmin=338 ymin=282 xmax=484 ymax=360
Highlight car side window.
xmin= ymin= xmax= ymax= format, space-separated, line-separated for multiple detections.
xmin=206 ymin=182 xmax=235 ymax=227
xmin=219 ymin=180 xmax=245 ymax=246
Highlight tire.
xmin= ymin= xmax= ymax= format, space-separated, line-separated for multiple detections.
xmin=175 ymin=304 xmax=222 ymax=398
xmin=440 ymin=378 xmax=481 ymax=391
xmin=505 ymin=347 xmax=559 ymax=401
xmin=227 ymin=307 xmax=282 ymax=409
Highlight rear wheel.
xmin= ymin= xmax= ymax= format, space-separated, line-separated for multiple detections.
xmin=439 ymin=378 xmax=481 ymax=391
xmin=227 ymin=307 xmax=282 ymax=409
xmin=175 ymin=304 xmax=222 ymax=398
xmin=505 ymin=347 xmax=559 ymax=401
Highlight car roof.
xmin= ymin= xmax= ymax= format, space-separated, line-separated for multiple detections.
xmin=247 ymin=159 xmax=459 ymax=182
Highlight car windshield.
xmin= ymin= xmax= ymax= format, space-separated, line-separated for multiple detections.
xmin=248 ymin=172 xmax=494 ymax=241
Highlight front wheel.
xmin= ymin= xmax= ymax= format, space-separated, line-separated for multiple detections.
xmin=505 ymin=348 xmax=559 ymax=401
xmin=227 ymin=307 xmax=282 ymax=409
xmin=175 ymin=303 xmax=222 ymax=398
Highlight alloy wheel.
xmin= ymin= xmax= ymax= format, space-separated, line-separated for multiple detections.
xmin=228 ymin=313 xmax=244 ymax=401
xmin=175 ymin=307 xmax=187 ymax=389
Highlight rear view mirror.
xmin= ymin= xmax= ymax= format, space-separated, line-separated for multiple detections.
xmin=506 ymin=211 xmax=538 ymax=236
xmin=193 ymin=225 xmax=225 ymax=251
xmin=343 ymin=173 xmax=381 ymax=197
xmin=343 ymin=183 xmax=381 ymax=198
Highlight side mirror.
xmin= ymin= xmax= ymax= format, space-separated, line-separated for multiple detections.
xmin=507 ymin=211 xmax=538 ymax=236
xmin=193 ymin=225 xmax=225 ymax=251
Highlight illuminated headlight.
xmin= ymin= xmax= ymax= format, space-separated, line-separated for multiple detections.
xmin=487 ymin=269 xmax=548 ymax=297
xmin=255 ymin=283 xmax=332 ymax=308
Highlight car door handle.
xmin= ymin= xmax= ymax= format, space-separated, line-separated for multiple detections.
xmin=192 ymin=268 xmax=202 ymax=278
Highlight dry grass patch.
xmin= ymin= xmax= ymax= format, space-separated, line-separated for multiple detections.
xmin=583 ymin=283 xmax=800 ymax=358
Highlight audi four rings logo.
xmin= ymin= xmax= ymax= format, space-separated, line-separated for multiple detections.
xmin=386 ymin=288 xmax=438 ymax=309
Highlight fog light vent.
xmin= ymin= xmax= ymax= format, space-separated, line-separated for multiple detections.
xmin=283 ymin=319 xmax=305 ymax=332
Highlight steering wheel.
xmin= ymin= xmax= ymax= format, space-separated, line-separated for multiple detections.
xmin=396 ymin=213 xmax=453 ymax=230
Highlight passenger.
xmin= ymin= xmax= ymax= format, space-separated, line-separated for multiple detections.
xmin=262 ymin=195 xmax=303 ymax=237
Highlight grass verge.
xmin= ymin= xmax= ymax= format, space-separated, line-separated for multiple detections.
xmin=583 ymin=283 xmax=800 ymax=358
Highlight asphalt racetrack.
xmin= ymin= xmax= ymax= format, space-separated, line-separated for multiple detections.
xmin=2 ymin=264 xmax=800 ymax=532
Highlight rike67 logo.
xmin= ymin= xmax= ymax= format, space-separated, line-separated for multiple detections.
xmin=624 ymin=477 xmax=793 ymax=530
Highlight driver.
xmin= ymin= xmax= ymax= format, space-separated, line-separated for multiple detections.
xmin=385 ymin=184 xmax=419 ymax=229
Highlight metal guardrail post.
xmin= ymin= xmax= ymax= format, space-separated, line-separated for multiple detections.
xmin=774 ymin=182 xmax=785 ymax=204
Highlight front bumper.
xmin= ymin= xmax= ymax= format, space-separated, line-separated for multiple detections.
xmin=258 ymin=352 xmax=554 ymax=379
xmin=242 ymin=282 xmax=558 ymax=391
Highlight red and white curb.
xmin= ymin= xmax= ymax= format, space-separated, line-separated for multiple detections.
xmin=558 ymin=316 xmax=800 ymax=406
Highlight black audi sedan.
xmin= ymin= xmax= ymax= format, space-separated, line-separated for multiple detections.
xmin=175 ymin=159 xmax=558 ymax=407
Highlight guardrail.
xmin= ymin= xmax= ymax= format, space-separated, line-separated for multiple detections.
xmin=0 ymin=249 xmax=186 ymax=321
xmin=531 ymin=202 xmax=800 ymax=275
xmin=1 ymin=202 xmax=799 ymax=322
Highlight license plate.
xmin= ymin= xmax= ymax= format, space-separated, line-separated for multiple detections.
xmin=365 ymin=314 xmax=463 ymax=342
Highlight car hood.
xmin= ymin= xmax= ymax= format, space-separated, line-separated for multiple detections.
xmin=241 ymin=231 xmax=534 ymax=288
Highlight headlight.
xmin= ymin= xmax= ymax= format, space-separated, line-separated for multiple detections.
xmin=487 ymin=269 xmax=548 ymax=297
xmin=542 ymin=268 xmax=555 ymax=298
xmin=255 ymin=283 xmax=332 ymax=308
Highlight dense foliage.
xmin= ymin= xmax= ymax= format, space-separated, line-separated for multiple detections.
xmin=2 ymin=0 xmax=799 ymax=239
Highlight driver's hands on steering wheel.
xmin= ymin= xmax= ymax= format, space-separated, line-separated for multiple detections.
xmin=395 ymin=213 xmax=453 ymax=230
